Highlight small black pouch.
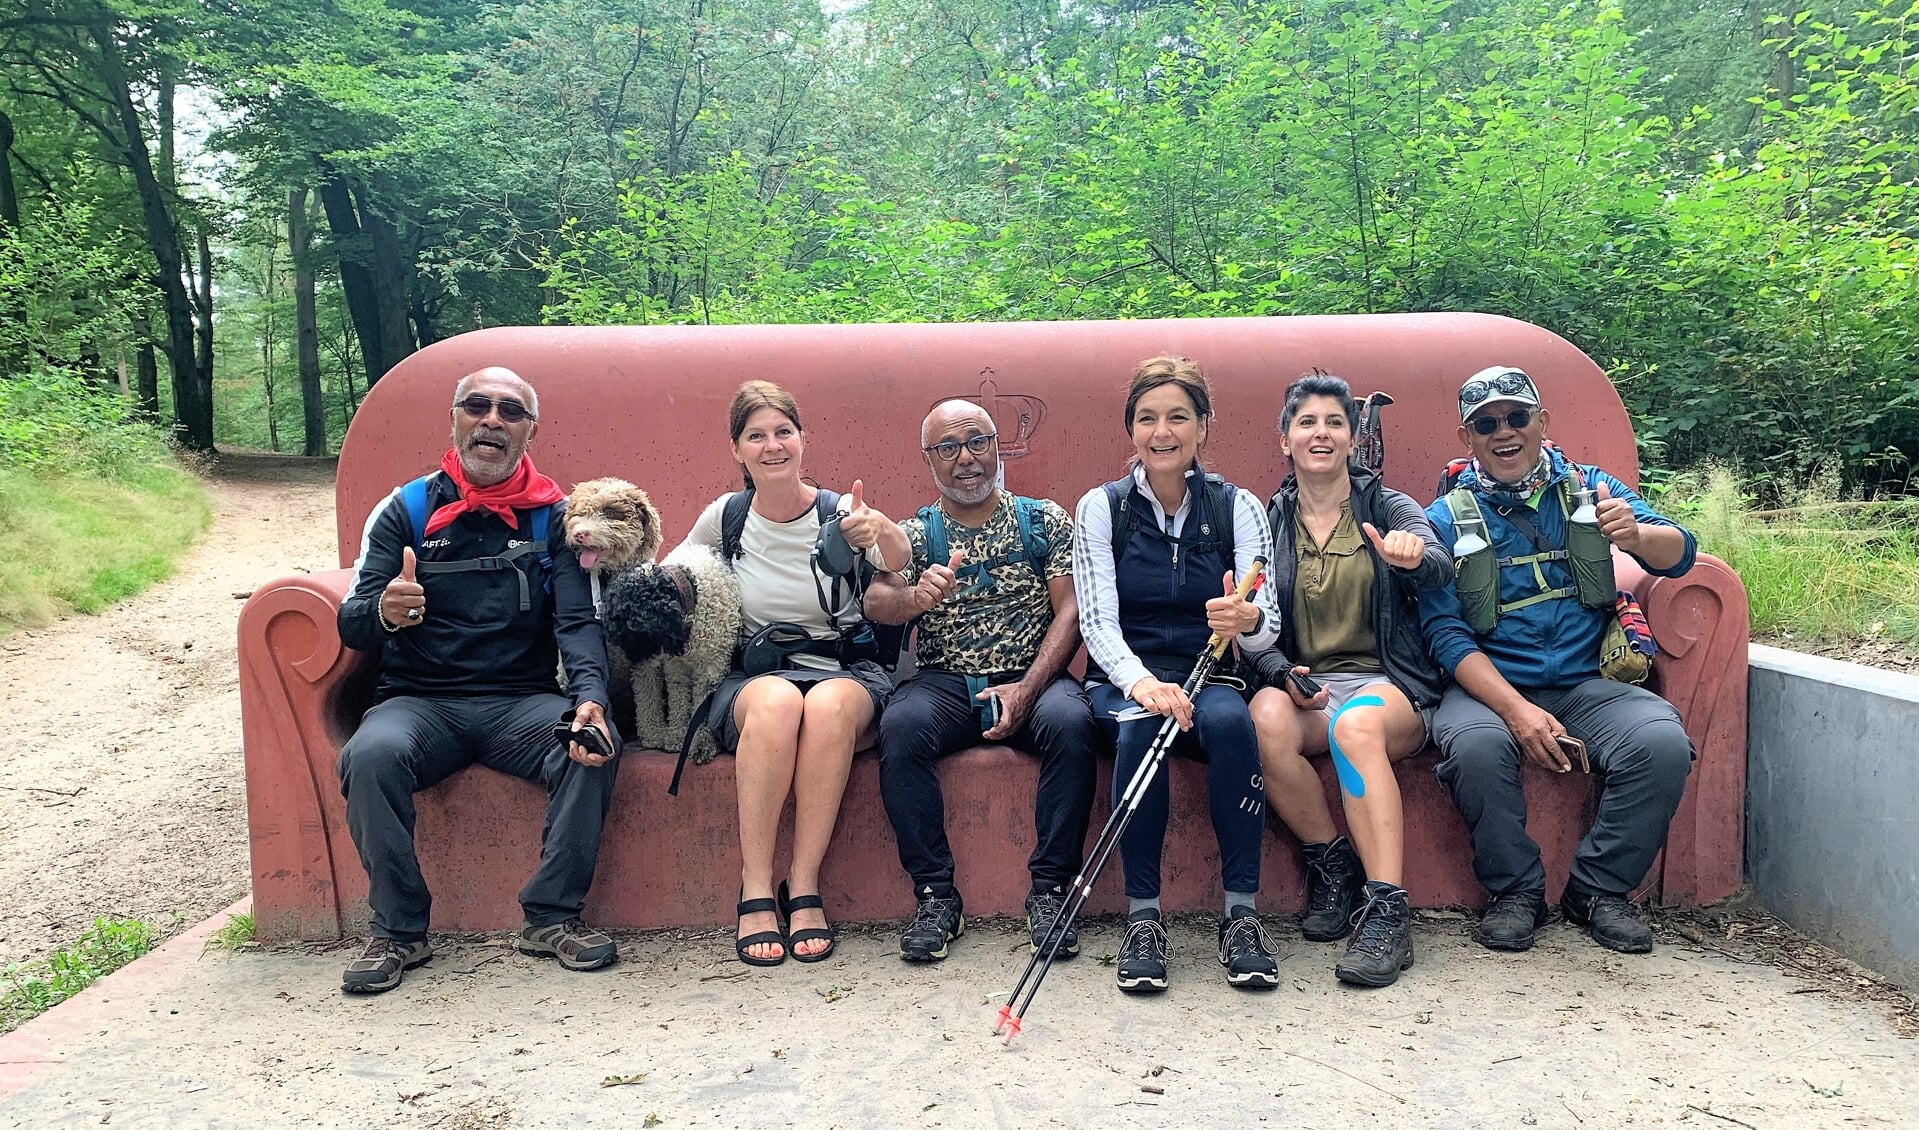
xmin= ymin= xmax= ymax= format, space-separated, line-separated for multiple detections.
xmin=553 ymin=709 xmax=615 ymax=758
xmin=741 ymin=621 xmax=817 ymax=677
xmin=814 ymin=512 xmax=861 ymax=579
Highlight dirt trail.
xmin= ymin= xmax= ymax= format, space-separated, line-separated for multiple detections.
xmin=0 ymin=454 xmax=337 ymax=970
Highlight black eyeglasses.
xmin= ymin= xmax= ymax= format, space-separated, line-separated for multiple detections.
xmin=923 ymin=433 xmax=997 ymax=462
xmin=1459 ymin=370 xmax=1534 ymax=407
xmin=1469 ymin=407 xmax=1535 ymax=435
xmin=457 ymin=395 xmax=535 ymax=424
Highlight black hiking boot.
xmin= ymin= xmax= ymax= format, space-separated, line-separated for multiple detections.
xmin=1561 ymin=886 xmax=1654 ymax=954
xmin=899 ymin=886 xmax=965 ymax=962
xmin=1300 ymin=837 xmax=1366 ymax=942
xmin=1025 ymin=887 xmax=1079 ymax=958
xmin=1335 ymin=881 xmax=1415 ymax=987
xmin=1216 ymin=906 xmax=1280 ymax=989
xmin=1474 ymin=890 xmax=1550 ymax=952
xmin=1115 ymin=908 xmax=1169 ymax=993
xmin=341 ymin=936 xmax=432 ymax=994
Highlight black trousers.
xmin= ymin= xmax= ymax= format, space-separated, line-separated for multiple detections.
xmin=337 ymin=693 xmax=620 ymax=942
xmin=1432 ymin=679 xmax=1692 ymax=900
xmin=877 ymin=671 xmax=1097 ymax=895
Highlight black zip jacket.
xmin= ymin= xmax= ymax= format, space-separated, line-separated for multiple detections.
xmin=1250 ymin=467 xmax=1451 ymax=709
xmin=338 ymin=472 xmax=609 ymax=707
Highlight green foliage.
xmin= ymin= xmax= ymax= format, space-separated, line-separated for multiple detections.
xmin=1 ymin=918 xmax=158 ymax=1034
xmin=0 ymin=453 xmax=211 ymax=636
xmin=1677 ymin=465 xmax=1919 ymax=646
xmin=202 ymin=910 xmax=258 ymax=956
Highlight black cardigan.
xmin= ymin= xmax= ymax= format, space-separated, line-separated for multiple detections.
xmin=1250 ymin=467 xmax=1451 ymax=710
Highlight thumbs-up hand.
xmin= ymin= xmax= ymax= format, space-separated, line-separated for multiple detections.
xmin=1592 ymin=479 xmax=1641 ymax=550
xmin=836 ymin=478 xmax=888 ymax=551
xmin=913 ymin=549 xmax=964 ymax=612
xmin=1205 ymin=570 xmax=1261 ymax=636
xmin=381 ymin=545 xmax=426 ymax=629
xmin=1362 ymin=521 xmax=1426 ymax=570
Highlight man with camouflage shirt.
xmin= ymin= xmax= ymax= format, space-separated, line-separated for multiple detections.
xmin=865 ymin=401 xmax=1099 ymax=963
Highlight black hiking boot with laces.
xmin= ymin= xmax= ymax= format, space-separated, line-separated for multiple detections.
xmin=1475 ymin=890 xmax=1550 ymax=952
xmin=1561 ymin=886 xmax=1654 ymax=954
xmin=1300 ymin=836 xmax=1366 ymax=942
xmin=1025 ymin=887 xmax=1079 ymax=958
xmin=899 ymin=886 xmax=965 ymax=962
xmin=1216 ymin=905 xmax=1280 ymax=989
xmin=1115 ymin=908 xmax=1169 ymax=993
xmin=1335 ymin=881 xmax=1415 ymax=987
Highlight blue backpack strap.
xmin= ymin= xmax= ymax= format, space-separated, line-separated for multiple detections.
xmin=917 ymin=503 xmax=947 ymax=573
xmin=399 ymin=474 xmax=433 ymax=550
xmin=529 ymin=502 xmax=555 ymax=591
xmin=1012 ymin=495 xmax=1049 ymax=585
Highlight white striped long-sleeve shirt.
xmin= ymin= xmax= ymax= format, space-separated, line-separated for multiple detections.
xmin=1072 ymin=465 xmax=1281 ymax=697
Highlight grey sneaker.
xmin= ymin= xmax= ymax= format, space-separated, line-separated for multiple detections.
xmin=1025 ymin=889 xmax=1079 ymax=958
xmin=342 ymin=936 xmax=432 ymax=994
xmin=516 ymin=918 xmax=618 ymax=971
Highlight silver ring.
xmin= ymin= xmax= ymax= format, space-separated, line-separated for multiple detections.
xmin=405 ymin=608 xmax=422 ymax=621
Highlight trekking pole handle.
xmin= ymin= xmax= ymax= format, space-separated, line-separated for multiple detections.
xmin=1203 ymin=556 xmax=1267 ymax=660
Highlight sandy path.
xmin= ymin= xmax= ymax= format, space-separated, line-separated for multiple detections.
xmin=0 ymin=454 xmax=337 ymax=970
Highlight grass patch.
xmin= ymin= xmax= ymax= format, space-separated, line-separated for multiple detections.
xmin=0 ymin=432 xmax=211 ymax=637
xmin=1 ymin=918 xmax=157 ymax=1033
xmin=1669 ymin=466 xmax=1919 ymax=648
xmin=202 ymin=910 xmax=257 ymax=956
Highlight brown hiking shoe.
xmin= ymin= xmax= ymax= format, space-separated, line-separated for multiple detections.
xmin=342 ymin=936 xmax=432 ymax=994
xmin=516 ymin=917 xmax=618 ymax=971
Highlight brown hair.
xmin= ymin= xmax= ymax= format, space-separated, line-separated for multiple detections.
xmin=728 ymin=380 xmax=803 ymax=489
xmin=1123 ymin=356 xmax=1213 ymax=430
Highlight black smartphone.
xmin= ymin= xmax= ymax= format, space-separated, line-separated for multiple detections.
xmin=553 ymin=719 xmax=614 ymax=758
xmin=1555 ymin=734 xmax=1590 ymax=773
xmin=1287 ymin=670 xmax=1324 ymax=699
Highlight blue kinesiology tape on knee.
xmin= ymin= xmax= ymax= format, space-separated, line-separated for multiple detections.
xmin=1326 ymin=694 xmax=1386 ymax=799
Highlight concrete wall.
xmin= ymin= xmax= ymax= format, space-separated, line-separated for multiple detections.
xmin=1747 ymin=644 xmax=1919 ymax=991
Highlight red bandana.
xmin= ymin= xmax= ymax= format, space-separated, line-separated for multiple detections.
xmin=424 ymin=448 xmax=566 ymax=535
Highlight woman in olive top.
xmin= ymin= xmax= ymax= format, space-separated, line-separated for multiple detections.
xmin=1249 ymin=372 xmax=1452 ymax=988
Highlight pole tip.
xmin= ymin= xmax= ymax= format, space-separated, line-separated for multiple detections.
xmin=999 ymin=1015 xmax=1023 ymax=1046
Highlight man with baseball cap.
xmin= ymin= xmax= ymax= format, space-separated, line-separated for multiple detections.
xmin=1417 ymin=366 xmax=1699 ymax=954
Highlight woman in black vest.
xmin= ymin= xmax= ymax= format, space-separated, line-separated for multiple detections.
xmin=1249 ymin=372 xmax=1451 ymax=989
xmin=1073 ymin=356 xmax=1283 ymax=995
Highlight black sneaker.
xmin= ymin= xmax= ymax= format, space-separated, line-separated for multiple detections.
xmin=1216 ymin=906 xmax=1280 ymax=989
xmin=1025 ymin=888 xmax=1079 ymax=958
xmin=1561 ymin=887 xmax=1654 ymax=954
xmin=1335 ymin=882 xmax=1415 ymax=987
xmin=899 ymin=887 xmax=965 ymax=962
xmin=1474 ymin=891 xmax=1550 ymax=952
xmin=341 ymin=936 xmax=432 ymax=994
xmin=1116 ymin=908 xmax=1169 ymax=993
xmin=1300 ymin=837 xmax=1366 ymax=942
xmin=517 ymin=918 xmax=618 ymax=971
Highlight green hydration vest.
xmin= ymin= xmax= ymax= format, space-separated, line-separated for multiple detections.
xmin=1443 ymin=466 xmax=1616 ymax=635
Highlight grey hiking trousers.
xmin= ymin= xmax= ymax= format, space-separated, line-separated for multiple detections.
xmin=338 ymin=693 xmax=619 ymax=942
xmin=1431 ymin=679 xmax=1692 ymax=900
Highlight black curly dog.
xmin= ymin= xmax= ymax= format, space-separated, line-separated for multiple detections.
xmin=601 ymin=564 xmax=696 ymax=664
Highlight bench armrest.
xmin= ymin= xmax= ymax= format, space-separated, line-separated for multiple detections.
xmin=1616 ymin=551 xmax=1750 ymax=904
xmin=239 ymin=569 xmax=371 ymax=941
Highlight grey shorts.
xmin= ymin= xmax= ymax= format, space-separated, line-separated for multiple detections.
xmin=707 ymin=661 xmax=894 ymax=755
xmin=1315 ymin=673 xmax=1435 ymax=740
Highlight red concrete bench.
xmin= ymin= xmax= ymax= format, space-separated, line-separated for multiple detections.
xmin=239 ymin=315 xmax=1749 ymax=942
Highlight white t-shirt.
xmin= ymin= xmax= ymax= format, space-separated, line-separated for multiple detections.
xmin=682 ymin=490 xmax=887 ymax=671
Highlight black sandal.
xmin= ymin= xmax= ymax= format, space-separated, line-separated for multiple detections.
xmin=779 ymin=881 xmax=837 ymax=963
xmin=735 ymin=894 xmax=787 ymax=967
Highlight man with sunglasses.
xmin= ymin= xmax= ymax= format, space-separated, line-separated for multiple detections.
xmin=864 ymin=400 xmax=1098 ymax=963
xmin=335 ymin=366 xmax=620 ymax=993
xmin=1418 ymin=366 xmax=1697 ymax=956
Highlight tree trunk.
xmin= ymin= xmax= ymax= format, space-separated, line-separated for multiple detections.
xmin=261 ymin=236 xmax=278 ymax=453
xmin=290 ymin=188 xmax=327 ymax=456
xmin=0 ymin=109 xmax=18 ymax=231
xmin=362 ymin=200 xmax=416 ymax=375
xmin=195 ymin=226 xmax=215 ymax=440
xmin=136 ymin=340 xmax=158 ymax=418
xmin=89 ymin=23 xmax=210 ymax=450
xmin=316 ymin=172 xmax=414 ymax=385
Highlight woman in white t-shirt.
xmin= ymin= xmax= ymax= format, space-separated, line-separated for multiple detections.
xmin=675 ymin=380 xmax=910 ymax=968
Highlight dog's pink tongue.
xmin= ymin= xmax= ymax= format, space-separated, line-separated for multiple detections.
xmin=578 ymin=548 xmax=601 ymax=571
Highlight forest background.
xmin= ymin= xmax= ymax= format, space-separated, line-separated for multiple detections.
xmin=2 ymin=0 xmax=1917 ymax=638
